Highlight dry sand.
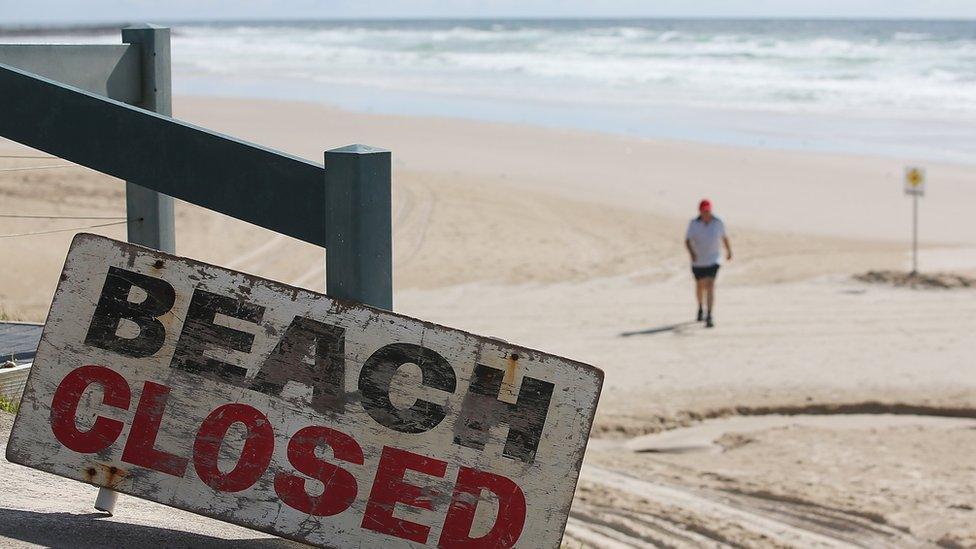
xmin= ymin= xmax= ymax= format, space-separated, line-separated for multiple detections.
xmin=2 ymin=96 xmax=975 ymax=547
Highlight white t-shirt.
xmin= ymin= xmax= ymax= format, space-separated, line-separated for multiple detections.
xmin=685 ymin=216 xmax=726 ymax=267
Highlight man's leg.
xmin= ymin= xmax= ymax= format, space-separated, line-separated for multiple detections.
xmin=695 ymin=278 xmax=705 ymax=320
xmin=704 ymin=277 xmax=716 ymax=327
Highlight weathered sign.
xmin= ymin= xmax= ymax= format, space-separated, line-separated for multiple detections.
xmin=7 ymin=234 xmax=603 ymax=548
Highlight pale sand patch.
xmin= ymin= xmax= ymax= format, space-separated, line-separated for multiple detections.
xmin=166 ymin=96 xmax=976 ymax=247
xmin=0 ymin=163 xmax=917 ymax=319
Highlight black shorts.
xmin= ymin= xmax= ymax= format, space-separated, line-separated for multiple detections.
xmin=692 ymin=264 xmax=720 ymax=280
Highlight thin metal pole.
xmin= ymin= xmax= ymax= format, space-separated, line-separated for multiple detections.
xmin=94 ymin=24 xmax=175 ymax=516
xmin=912 ymin=192 xmax=918 ymax=275
xmin=323 ymin=144 xmax=393 ymax=310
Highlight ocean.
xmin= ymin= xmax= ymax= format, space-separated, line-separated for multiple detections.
xmin=4 ymin=19 xmax=975 ymax=162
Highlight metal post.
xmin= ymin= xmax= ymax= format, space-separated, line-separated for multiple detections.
xmin=912 ymin=192 xmax=918 ymax=275
xmin=121 ymin=24 xmax=175 ymax=253
xmin=324 ymin=145 xmax=393 ymax=309
xmin=94 ymin=24 xmax=175 ymax=515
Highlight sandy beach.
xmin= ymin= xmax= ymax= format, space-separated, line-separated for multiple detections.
xmin=2 ymin=96 xmax=975 ymax=547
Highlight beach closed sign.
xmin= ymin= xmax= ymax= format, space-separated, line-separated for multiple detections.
xmin=7 ymin=234 xmax=603 ymax=548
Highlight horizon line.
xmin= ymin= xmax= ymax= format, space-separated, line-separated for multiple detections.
xmin=2 ymin=14 xmax=975 ymax=31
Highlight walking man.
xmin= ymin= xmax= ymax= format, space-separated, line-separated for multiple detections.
xmin=685 ymin=199 xmax=732 ymax=328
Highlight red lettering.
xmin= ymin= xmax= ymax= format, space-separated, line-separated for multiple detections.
xmin=274 ymin=426 xmax=363 ymax=516
xmin=121 ymin=382 xmax=188 ymax=476
xmin=50 ymin=364 xmax=130 ymax=453
xmin=193 ymin=403 xmax=274 ymax=492
xmin=362 ymin=446 xmax=447 ymax=543
xmin=439 ymin=468 xmax=526 ymax=548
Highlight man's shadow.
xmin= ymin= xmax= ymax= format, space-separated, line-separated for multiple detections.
xmin=0 ymin=508 xmax=305 ymax=548
xmin=619 ymin=320 xmax=698 ymax=337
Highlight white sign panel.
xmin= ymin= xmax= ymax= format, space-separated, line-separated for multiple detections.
xmin=7 ymin=234 xmax=603 ymax=548
xmin=905 ymin=166 xmax=925 ymax=196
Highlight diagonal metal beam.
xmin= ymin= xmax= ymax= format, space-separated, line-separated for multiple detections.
xmin=0 ymin=62 xmax=327 ymax=247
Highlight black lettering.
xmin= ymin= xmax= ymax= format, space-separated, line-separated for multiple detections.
xmin=85 ymin=266 xmax=175 ymax=358
xmin=169 ymin=288 xmax=264 ymax=383
xmin=453 ymin=364 xmax=554 ymax=464
xmin=250 ymin=316 xmax=346 ymax=414
xmin=359 ymin=343 xmax=456 ymax=433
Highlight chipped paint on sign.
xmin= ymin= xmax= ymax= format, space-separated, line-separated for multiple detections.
xmin=7 ymin=234 xmax=603 ymax=548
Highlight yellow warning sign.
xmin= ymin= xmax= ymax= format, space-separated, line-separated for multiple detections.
xmin=905 ymin=166 xmax=925 ymax=196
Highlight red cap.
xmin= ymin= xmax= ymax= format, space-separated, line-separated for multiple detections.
xmin=699 ymin=199 xmax=712 ymax=212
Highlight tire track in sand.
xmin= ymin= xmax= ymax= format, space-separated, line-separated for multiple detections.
xmin=568 ymin=465 xmax=931 ymax=548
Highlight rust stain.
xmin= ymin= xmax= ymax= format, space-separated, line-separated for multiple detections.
xmin=152 ymin=259 xmax=165 ymax=269
xmin=504 ymin=352 xmax=519 ymax=386
xmin=328 ymin=298 xmax=357 ymax=315
xmin=83 ymin=464 xmax=128 ymax=488
xmin=104 ymin=464 xmax=128 ymax=488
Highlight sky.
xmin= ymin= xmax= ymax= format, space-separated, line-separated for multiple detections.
xmin=2 ymin=0 xmax=975 ymax=25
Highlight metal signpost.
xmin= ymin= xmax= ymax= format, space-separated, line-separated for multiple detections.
xmin=6 ymin=234 xmax=603 ymax=548
xmin=904 ymin=166 xmax=925 ymax=275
